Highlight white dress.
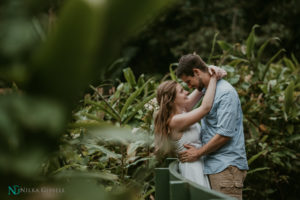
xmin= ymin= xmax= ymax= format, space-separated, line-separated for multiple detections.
xmin=173 ymin=123 xmax=211 ymax=188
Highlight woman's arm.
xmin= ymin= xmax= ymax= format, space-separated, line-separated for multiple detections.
xmin=169 ymin=75 xmax=217 ymax=131
xmin=185 ymin=90 xmax=204 ymax=112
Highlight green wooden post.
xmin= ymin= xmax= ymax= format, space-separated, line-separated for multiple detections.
xmin=156 ymin=160 xmax=236 ymax=200
xmin=155 ymin=168 xmax=170 ymax=200
xmin=189 ymin=182 xmax=235 ymax=200
xmin=168 ymin=160 xmax=236 ymax=200
xmin=166 ymin=158 xmax=177 ymax=165
xmin=170 ymin=180 xmax=189 ymax=200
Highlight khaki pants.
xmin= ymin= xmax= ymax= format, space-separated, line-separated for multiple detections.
xmin=208 ymin=166 xmax=247 ymax=200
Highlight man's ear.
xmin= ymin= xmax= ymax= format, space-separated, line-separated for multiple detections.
xmin=192 ymin=68 xmax=201 ymax=76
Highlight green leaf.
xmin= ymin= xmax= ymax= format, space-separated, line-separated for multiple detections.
xmin=137 ymin=74 xmax=145 ymax=87
xmin=126 ymin=157 xmax=152 ymax=168
xmin=169 ymin=63 xmax=178 ymax=81
xmin=287 ymin=124 xmax=294 ymax=134
xmin=283 ymin=57 xmax=296 ymax=71
xmin=81 ymin=113 xmax=102 ymax=122
xmin=217 ymin=40 xmax=233 ymax=52
xmin=284 ymin=81 xmax=295 ymax=115
xmin=227 ymin=56 xmax=249 ymax=67
xmin=208 ymin=32 xmax=219 ymax=63
xmin=246 ymin=24 xmax=259 ymax=59
xmin=257 ymin=37 xmax=280 ymax=60
xmin=122 ymin=93 xmax=156 ymax=124
xmin=32 ymin=17 xmax=46 ymax=41
xmin=248 ymin=150 xmax=267 ymax=165
xmin=85 ymin=99 xmax=121 ymax=122
xmin=143 ymin=186 xmax=155 ymax=199
xmin=86 ymin=125 xmax=150 ymax=145
xmin=247 ymin=167 xmax=270 ymax=175
xmin=287 ymin=134 xmax=300 ymax=142
xmin=123 ymin=67 xmax=137 ymax=88
xmin=120 ymin=78 xmax=153 ymax=118
xmin=68 ymin=121 xmax=109 ymax=129
xmin=29 ymin=0 xmax=105 ymax=108
xmin=260 ymin=135 xmax=268 ymax=143
xmin=89 ymin=85 xmax=121 ymax=122
xmin=85 ymin=144 xmax=122 ymax=159
xmin=291 ymin=53 xmax=299 ymax=66
xmin=258 ymin=83 xmax=267 ymax=94
xmin=248 ymin=120 xmax=260 ymax=138
xmin=54 ymin=170 xmax=119 ymax=181
xmin=221 ymin=65 xmax=235 ymax=73
xmin=51 ymin=163 xmax=83 ymax=175
xmin=228 ymin=74 xmax=240 ymax=85
xmin=261 ymin=48 xmax=285 ymax=81
xmin=242 ymin=100 xmax=256 ymax=114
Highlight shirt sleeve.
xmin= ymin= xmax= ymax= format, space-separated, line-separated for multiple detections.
xmin=216 ymin=91 xmax=238 ymax=137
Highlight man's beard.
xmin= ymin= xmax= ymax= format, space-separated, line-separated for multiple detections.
xmin=197 ymin=77 xmax=205 ymax=91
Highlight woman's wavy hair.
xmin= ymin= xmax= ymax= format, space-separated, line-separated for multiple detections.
xmin=154 ymin=80 xmax=178 ymax=156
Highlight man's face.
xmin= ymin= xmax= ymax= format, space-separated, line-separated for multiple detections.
xmin=180 ymin=73 xmax=205 ymax=91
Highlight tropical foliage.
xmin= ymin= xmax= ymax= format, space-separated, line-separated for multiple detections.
xmin=0 ymin=0 xmax=173 ymax=199
xmin=123 ymin=0 xmax=300 ymax=76
xmin=44 ymin=69 xmax=160 ymax=199
xmin=211 ymin=26 xmax=300 ymax=199
xmin=0 ymin=0 xmax=299 ymax=200
xmin=45 ymin=26 xmax=300 ymax=199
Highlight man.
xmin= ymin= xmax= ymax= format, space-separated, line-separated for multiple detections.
xmin=177 ymin=54 xmax=248 ymax=200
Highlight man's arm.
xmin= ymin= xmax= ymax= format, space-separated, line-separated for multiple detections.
xmin=179 ymin=91 xmax=238 ymax=162
xmin=179 ymin=134 xmax=230 ymax=162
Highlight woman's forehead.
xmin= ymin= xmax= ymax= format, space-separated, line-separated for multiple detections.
xmin=176 ymin=83 xmax=183 ymax=90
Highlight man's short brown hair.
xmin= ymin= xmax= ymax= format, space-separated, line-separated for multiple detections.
xmin=177 ymin=54 xmax=208 ymax=77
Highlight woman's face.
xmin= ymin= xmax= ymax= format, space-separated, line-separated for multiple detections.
xmin=174 ymin=84 xmax=189 ymax=106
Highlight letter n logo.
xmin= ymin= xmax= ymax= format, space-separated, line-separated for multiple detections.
xmin=8 ymin=185 xmax=20 ymax=195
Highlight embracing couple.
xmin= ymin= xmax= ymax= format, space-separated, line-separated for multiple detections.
xmin=154 ymin=54 xmax=248 ymax=200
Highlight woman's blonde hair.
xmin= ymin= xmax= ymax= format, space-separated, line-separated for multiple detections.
xmin=154 ymin=80 xmax=178 ymax=156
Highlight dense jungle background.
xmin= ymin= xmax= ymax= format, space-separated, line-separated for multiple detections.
xmin=0 ymin=0 xmax=299 ymax=200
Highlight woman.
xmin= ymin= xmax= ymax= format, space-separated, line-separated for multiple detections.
xmin=154 ymin=69 xmax=222 ymax=188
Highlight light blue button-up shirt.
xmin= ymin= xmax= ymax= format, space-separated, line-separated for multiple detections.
xmin=201 ymin=79 xmax=249 ymax=174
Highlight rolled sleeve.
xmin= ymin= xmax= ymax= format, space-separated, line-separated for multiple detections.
xmin=216 ymin=91 xmax=238 ymax=137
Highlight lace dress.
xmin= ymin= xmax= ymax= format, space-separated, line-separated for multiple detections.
xmin=173 ymin=123 xmax=211 ymax=188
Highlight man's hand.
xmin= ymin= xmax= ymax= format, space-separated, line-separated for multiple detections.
xmin=179 ymin=134 xmax=230 ymax=163
xmin=179 ymin=144 xmax=201 ymax=162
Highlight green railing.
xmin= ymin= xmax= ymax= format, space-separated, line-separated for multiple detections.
xmin=155 ymin=159 xmax=236 ymax=200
